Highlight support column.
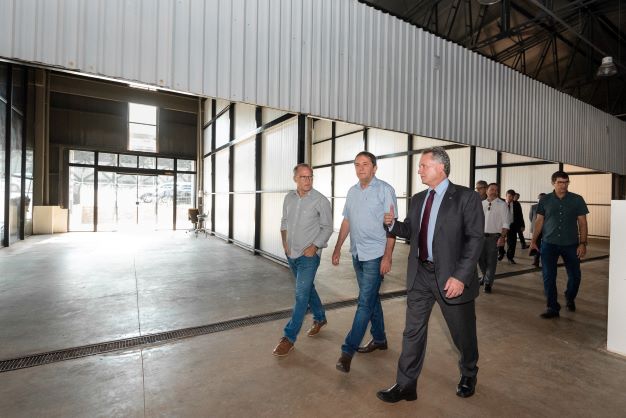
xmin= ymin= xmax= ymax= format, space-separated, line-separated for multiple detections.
xmin=608 ymin=200 xmax=626 ymax=356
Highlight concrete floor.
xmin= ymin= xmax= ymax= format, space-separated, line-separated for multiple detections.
xmin=0 ymin=232 xmax=624 ymax=417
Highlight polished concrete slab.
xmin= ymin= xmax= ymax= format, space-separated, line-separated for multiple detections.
xmin=0 ymin=232 xmax=622 ymax=417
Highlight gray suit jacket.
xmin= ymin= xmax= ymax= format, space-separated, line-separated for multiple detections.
xmin=390 ymin=182 xmax=485 ymax=304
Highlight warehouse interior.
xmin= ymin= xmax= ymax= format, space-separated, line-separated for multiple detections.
xmin=1 ymin=0 xmax=626 ymax=417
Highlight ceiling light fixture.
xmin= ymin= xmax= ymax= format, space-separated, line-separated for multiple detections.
xmin=596 ymin=56 xmax=618 ymax=77
xmin=597 ymin=0 xmax=621 ymax=78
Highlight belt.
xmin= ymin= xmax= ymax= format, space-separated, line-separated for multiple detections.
xmin=420 ymin=259 xmax=434 ymax=267
xmin=484 ymin=233 xmax=500 ymax=237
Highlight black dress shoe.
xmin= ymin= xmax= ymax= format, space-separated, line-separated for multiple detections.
xmin=497 ymin=254 xmax=504 ymax=261
xmin=540 ymin=310 xmax=560 ymax=319
xmin=336 ymin=352 xmax=352 ymax=373
xmin=377 ymin=384 xmax=417 ymax=403
xmin=357 ymin=339 xmax=388 ymax=353
xmin=566 ymin=300 xmax=576 ymax=312
xmin=483 ymin=284 xmax=492 ymax=294
xmin=456 ymin=376 xmax=477 ymax=398
xmin=508 ymin=258 xmax=516 ymax=264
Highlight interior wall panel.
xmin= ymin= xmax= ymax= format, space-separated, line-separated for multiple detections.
xmin=368 ymin=129 xmax=407 ymax=156
xmin=1 ymin=0 xmax=625 ymax=174
xmin=313 ymin=166 xmax=332 ymax=198
xmin=261 ymin=118 xmax=298 ymax=191
xmin=260 ymin=192 xmax=287 ymax=258
xmin=500 ymin=164 xmax=559 ymax=203
xmin=335 ymin=132 xmax=364 ymax=163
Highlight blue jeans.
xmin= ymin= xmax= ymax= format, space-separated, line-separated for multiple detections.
xmin=342 ymin=255 xmax=386 ymax=356
xmin=540 ymin=242 xmax=582 ymax=312
xmin=283 ymin=254 xmax=325 ymax=343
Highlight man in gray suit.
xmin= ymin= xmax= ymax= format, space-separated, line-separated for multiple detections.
xmin=377 ymin=147 xmax=484 ymax=403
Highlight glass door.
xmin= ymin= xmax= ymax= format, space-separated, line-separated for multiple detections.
xmin=156 ymin=175 xmax=174 ymax=230
xmin=97 ymin=173 xmax=172 ymax=231
xmin=137 ymin=175 xmax=157 ymax=229
xmin=68 ymin=166 xmax=95 ymax=231
xmin=116 ymin=174 xmax=139 ymax=229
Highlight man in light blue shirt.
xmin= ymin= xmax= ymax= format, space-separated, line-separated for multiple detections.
xmin=332 ymin=151 xmax=398 ymax=373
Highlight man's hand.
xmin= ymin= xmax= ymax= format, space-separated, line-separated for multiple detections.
xmin=577 ymin=244 xmax=587 ymax=259
xmin=529 ymin=241 xmax=539 ymax=252
xmin=303 ymin=244 xmax=318 ymax=257
xmin=332 ymin=248 xmax=341 ymax=265
xmin=444 ymin=277 xmax=464 ymax=299
xmin=384 ymin=204 xmax=395 ymax=226
xmin=497 ymin=237 xmax=505 ymax=247
xmin=380 ymin=255 xmax=392 ymax=275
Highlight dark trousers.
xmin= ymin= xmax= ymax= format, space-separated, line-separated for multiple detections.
xmin=498 ymin=226 xmax=519 ymax=260
xmin=396 ymin=263 xmax=478 ymax=388
xmin=517 ymin=230 xmax=527 ymax=247
xmin=540 ymin=242 xmax=582 ymax=312
xmin=478 ymin=235 xmax=499 ymax=286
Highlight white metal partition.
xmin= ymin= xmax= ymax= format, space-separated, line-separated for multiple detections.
xmin=3 ymin=0 xmax=624 ymax=174
xmin=259 ymin=118 xmax=298 ymax=258
xmin=214 ymin=149 xmax=229 ymax=237
xmin=233 ymin=137 xmax=255 ymax=246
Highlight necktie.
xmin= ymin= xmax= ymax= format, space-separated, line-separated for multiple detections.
xmin=419 ymin=190 xmax=435 ymax=262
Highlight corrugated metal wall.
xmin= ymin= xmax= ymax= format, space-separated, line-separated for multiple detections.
xmin=1 ymin=0 xmax=624 ymax=174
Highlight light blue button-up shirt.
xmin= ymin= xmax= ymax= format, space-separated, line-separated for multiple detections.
xmin=342 ymin=176 xmax=398 ymax=261
xmin=420 ymin=178 xmax=449 ymax=262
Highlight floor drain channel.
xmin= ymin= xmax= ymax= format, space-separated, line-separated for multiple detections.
xmin=0 ymin=291 xmax=408 ymax=373
xmin=0 ymin=256 xmax=606 ymax=374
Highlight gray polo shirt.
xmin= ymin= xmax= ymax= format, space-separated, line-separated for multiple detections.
xmin=281 ymin=188 xmax=333 ymax=258
xmin=537 ymin=191 xmax=589 ymax=246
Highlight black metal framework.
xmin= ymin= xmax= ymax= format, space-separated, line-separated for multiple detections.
xmin=210 ymin=100 xmax=217 ymax=233
xmin=1 ymin=64 xmax=29 ymax=247
xmin=297 ymin=114 xmax=306 ymax=164
xmin=228 ymin=104 xmax=235 ymax=242
xmin=469 ymin=146 xmax=476 ymax=189
xmin=253 ymin=106 xmax=263 ymax=254
xmin=330 ymin=122 xmax=336 ymax=216
xmin=2 ymin=64 xmax=11 ymax=246
xmin=359 ymin=0 xmax=626 ymax=120
xmin=201 ymin=100 xmax=299 ymax=254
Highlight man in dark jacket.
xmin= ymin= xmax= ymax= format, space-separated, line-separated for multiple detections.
xmin=377 ymin=147 xmax=484 ymax=403
xmin=498 ymin=189 xmax=525 ymax=264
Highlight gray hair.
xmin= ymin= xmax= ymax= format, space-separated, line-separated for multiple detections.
xmin=293 ymin=163 xmax=313 ymax=175
xmin=422 ymin=147 xmax=450 ymax=176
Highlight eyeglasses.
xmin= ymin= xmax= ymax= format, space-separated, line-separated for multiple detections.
xmin=297 ymin=176 xmax=313 ymax=181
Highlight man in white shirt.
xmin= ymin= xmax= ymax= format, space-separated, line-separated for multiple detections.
xmin=479 ymin=183 xmax=509 ymax=293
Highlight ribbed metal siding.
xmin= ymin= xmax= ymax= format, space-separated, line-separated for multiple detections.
xmin=1 ymin=0 xmax=625 ymax=174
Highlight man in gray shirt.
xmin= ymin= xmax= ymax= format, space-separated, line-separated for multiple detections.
xmin=273 ymin=163 xmax=333 ymax=356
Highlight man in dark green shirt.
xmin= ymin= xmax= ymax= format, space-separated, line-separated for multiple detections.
xmin=530 ymin=171 xmax=589 ymax=319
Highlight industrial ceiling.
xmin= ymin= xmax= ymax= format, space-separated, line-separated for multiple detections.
xmin=361 ymin=0 xmax=626 ymax=120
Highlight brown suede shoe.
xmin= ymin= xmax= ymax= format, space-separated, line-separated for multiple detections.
xmin=306 ymin=319 xmax=327 ymax=337
xmin=272 ymin=337 xmax=294 ymax=356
